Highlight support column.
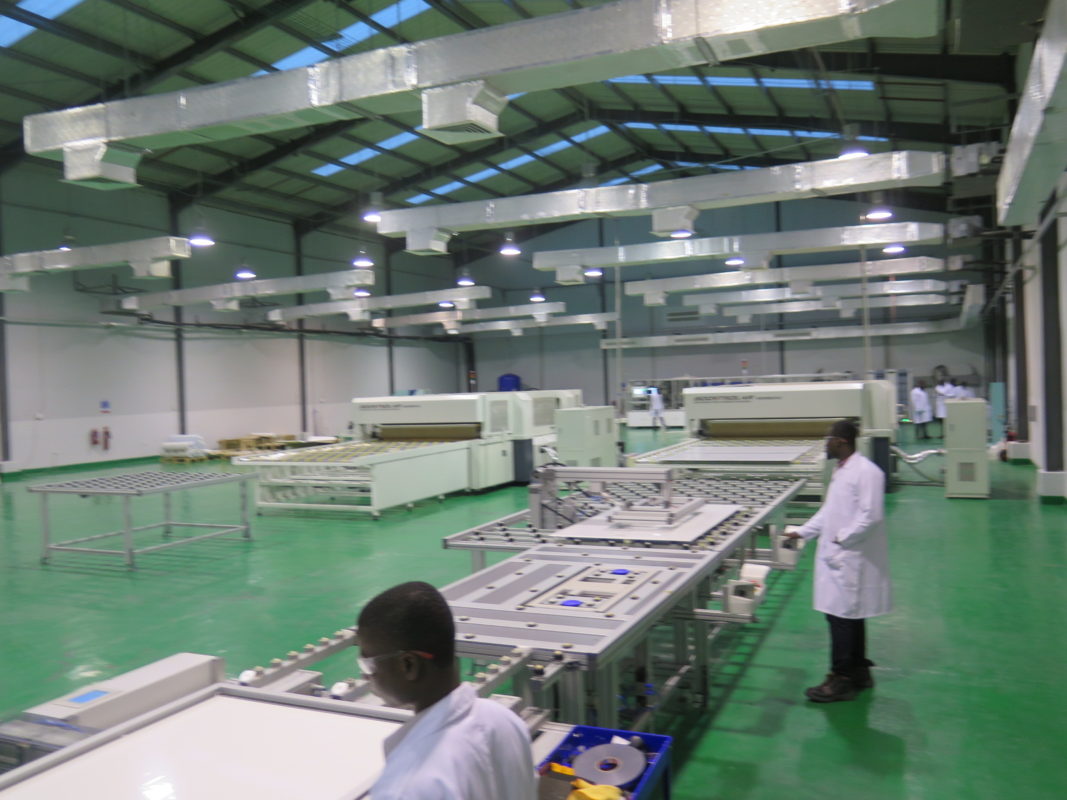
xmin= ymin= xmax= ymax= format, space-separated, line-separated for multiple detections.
xmin=168 ymin=197 xmax=187 ymax=435
xmin=1038 ymin=195 xmax=1064 ymax=499
xmin=1012 ymin=247 xmax=1029 ymax=442
xmin=293 ymin=224 xmax=308 ymax=434
xmin=0 ymin=177 xmax=9 ymax=465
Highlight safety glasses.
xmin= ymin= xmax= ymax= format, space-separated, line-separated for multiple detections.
xmin=358 ymin=649 xmax=434 ymax=676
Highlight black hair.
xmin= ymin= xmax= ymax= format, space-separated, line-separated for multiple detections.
xmin=830 ymin=419 xmax=859 ymax=447
xmin=357 ymin=581 xmax=455 ymax=663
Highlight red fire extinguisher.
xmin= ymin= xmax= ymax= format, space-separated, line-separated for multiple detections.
xmin=90 ymin=429 xmax=99 ymax=446
xmin=102 ymin=426 xmax=111 ymax=451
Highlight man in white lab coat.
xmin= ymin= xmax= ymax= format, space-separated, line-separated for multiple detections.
xmin=357 ymin=582 xmax=536 ymax=800
xmin=910 ymin=380 xmax=933 ymax=440
xmin=934 ymin=378 xmax=954 ymax=438
xmin=648 ymin=388 xmax=666 ymax=430
xmin=785 ymin=419 xmax=891 ymax=703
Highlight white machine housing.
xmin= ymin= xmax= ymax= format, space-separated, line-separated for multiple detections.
xmin=944 ymin=399 xmax=990 ymax=498
xmin=683 ymin=381 xmax=896 ymax=440
xmin=554 ymin=406 xmax=618 ymax=468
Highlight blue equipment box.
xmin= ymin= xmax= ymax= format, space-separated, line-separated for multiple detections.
xmin=538 ymin=724 xmax=672 ymax=799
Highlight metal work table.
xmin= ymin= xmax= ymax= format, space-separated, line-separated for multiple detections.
xmin=444 ymin=474 xmax=805 ymax=571
xmin=28 ymin=471 xmax=255 ymax=568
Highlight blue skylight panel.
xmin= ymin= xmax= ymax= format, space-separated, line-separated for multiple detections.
xmin=466 ymin=167 xmax=501 ymax=183
xmin=609 ymin=75 xmax=874 ymax=91
xmin=498 ymin=154 xmax=536 ymax=170
xmin=600 ymin=176 xmax=631 ymax=186
xmin=267 ymin=0 xmax=430 ymax=71
xmin=534 ymin=140 xmax=573 ymax=157
xmin=406 ymin=194 xmax=433 ymax=205
xmin=631 ymin=164 xmax=663 ymax=176
xmin=313 ymin=164 xmax=345 ymax=177
xmin=0 ymin=0 xmax=84 ymax=47
xmin=311 ymin=131 xmax=419 ymax=176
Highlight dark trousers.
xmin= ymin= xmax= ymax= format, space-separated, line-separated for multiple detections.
xmin=826 ymin=614 xmax=871 ymax=680
xmin=915 ymin=421 xmax=929 ymax=440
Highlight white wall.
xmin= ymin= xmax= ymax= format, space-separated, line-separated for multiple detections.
xmin=0 ymin=163 xmax=465 ymax=469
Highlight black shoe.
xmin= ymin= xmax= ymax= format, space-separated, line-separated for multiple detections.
xmin=805 ymin=673 xmax=857 ymax=703
xmin=854 ymin=669 xmax=874 ymax=689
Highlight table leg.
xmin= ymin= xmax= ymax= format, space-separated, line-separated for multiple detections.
xmin=122 ymin=495 xmax=136 ymax=569
xmin=162 ymin=491 xmax=172 ymax=538
xmin=470 ymin=550 xmax=486 ymax=573
xmin=40 ymin=494 xmax=51 ymax=564
xmin=241 ymin=478 xmax=252 ymax=539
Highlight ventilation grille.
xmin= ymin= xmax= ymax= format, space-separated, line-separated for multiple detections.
xmin=665 ymin=309 xmax=702 ymax=324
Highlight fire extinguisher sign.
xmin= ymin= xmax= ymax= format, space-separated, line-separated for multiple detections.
xmin=100 ymin=400 xmax=111 ymax=414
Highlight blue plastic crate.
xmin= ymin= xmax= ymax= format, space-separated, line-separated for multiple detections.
xmin=538 ymin=724 xmax=671 ymax=799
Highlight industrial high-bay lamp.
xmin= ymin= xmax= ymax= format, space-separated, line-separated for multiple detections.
xmin=529 ymin=288 xmax=546 ymax=303
xmin=652 ymin=205 xmax=698 ymax=239
xmin=353 ymin=286 xmax=372 ymax=297
xmin=234 ymin=264 xmax=257 ymax=280
xmin=362 ymin=192 xmax=384 ymax=224
xmin=456 ymin=269 xmax=476 ymax=287
xmin=352 ymin=250 xmax=375 ymax=268
xmin=188 ymin=227 xmax=216 ymax=247
xmin=499 ymin=232 xmax=522 ymax=256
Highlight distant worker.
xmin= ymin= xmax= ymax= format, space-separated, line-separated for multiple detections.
xmin=934 ymin=378 xmax=954 ymax=437
xmin=785 ymin=419 xmax=891 ymax=703
xmin=910 ymin=380 xmax=932 ymax=441
xmin=357 ymin=582 xmax=536 ymax=800
xmin=958 ymin=381 xmax=977 ymax=399
xmin=648 ymin=388 xmax=666 ymax=431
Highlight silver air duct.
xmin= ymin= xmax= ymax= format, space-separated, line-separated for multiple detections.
xmin=24 ymin=0 xmax=938 ymax=188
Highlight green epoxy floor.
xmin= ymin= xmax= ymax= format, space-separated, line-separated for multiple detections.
xmin=2 ymin=429 xmax=1066 ymax=798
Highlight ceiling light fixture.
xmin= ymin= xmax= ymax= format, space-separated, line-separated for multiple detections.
xmin=57 ymin=232 xmax=75 ymax=252
xmin=882 ymin=244 xmax=906 ymax=255
xmin=438 ymin=300 xmax=456 ymax=309
xmin=724 ymin=257 xmax=746 ymax=267
xmin=188 ymin=227 xmax=216 ymax=247
xmin=583 ymin=267 xmax=604 ymax=277
xmin=362 ymin=191 xmax=384 ymax=224
xmin=500 ymin=232 xmax=521 ymax=256
xmin=352 ymin=250 xmax=375 ymax=268
xmin=353 ymin=287 xmax=372 ymax=297
xmin=529 ymin=288 xmax=546 ymax=303
xmin=234 ymin=265 xmax=257 ymax=280
xmin=669 ymin=228 xmax=694 ymax=239
xmin=837 ymin=143 xmax=869 ymax=160
xmin=864 ymin=207 xmax=894 ymax=221
xmin=456 ymin=269 xmax=476 ymax=287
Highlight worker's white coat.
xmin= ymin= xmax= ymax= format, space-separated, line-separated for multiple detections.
xmin=910 ymin=386 xmax=932 ymax=424
xmin=370 ymin=682 xmax=536 ymax=800
xmin=649 ymin=391 xmax=665 ymax=414
xmin=796 ymin=453 xmax=891 ymax=619
xmin=934 ymin=382 xmax=956 ymax=418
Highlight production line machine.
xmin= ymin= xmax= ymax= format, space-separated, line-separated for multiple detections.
xmin=630 ymin=381 xmax=896 ymax=508
xmin=235 ymin=390 xmax=615 ymax=516
xmin=442 ymin=465 xmax=808 ymax=729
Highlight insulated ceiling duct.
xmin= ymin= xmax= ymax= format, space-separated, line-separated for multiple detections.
xmin=24 ymin=0 xmax=938 ymax=188
xmin=371 ymin=301 xmax=565 ymax=329
xmin=0 ymin=237 xmax=190 ymax=291
xmin=682 ymin=279 xmax=953 ymax=308
xmin=535 ymin=221 xmax=944 ymax=283
xmin=602 ymin=286 xmax=983 ymax=349
xmin=110 ymin=269 xmax=375 ymax=312
xmin=997 ymin=0 xmax=1067 ymax=225
xmin=721 ymin=293 xmax=951 ymax=320
xmin=457 ymin=312 xmax=617 ymax=335
xmin=382 ymin=152 xmax=946 ymax=254
xmin=266 ymin=286 xmax=492 ymax=323
xmin=626 ymin=255 xmax=961 ymax=305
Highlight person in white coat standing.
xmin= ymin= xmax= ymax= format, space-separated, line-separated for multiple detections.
xmin=648 ymin=387 xmax=666 ymax=430
xmin=934 ymin=378 xmax=953 ymax=438
xmin=910 ymin=380 xmax=933 ymax=440
xmin=357 ymin=582 xmax=536 ymax=800
xmin=785 ymin=419 xmax=891 ymax=703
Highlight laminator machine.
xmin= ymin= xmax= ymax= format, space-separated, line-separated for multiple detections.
xmin=629 ymin=381 xmax=896 ymax=506
xmin=235 ymin=390 xmax=608 ymax=516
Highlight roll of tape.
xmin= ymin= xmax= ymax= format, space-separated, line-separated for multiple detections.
xmin=572 ymin=743 xmax=646 ymax=787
